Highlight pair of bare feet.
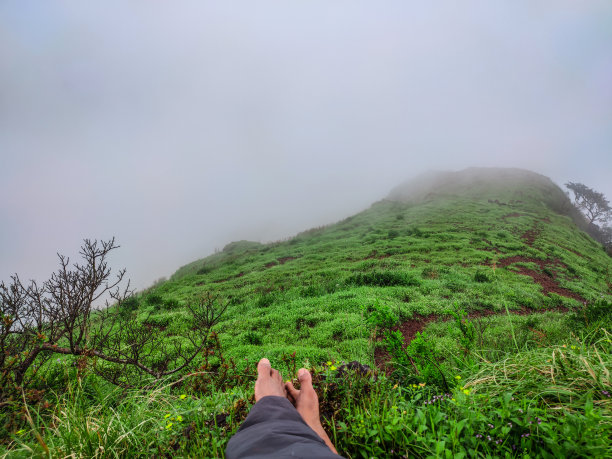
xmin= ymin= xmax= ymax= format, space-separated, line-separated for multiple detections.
xmin=255 ymin=358 xmax=338 ymax=455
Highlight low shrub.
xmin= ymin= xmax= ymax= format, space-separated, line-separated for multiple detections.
xmin=474 ymin=270 xmax=492 ymax=283
xmin=349 ymin=270 xmax=420 ymax=288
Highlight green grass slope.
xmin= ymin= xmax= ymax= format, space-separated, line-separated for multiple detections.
xmin=145 ymin=168 xmax=610 ymax=366
xmin=4 ymin=168 xmax=611 ymax=458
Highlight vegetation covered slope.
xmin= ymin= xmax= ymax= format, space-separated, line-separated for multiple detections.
xmin=149 ymin=168 xmax=610 ymax=365
xmin=3 ymin=168 xmax=611 ymax=458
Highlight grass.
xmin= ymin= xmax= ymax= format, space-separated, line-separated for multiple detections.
xmin=2 ymin=170 xmax=611 ymax=457
xmin=5 ymin=330 xmax=610 ymax=458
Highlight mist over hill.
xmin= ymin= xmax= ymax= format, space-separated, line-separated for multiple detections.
xmin=388 ymin=168 xmax=564 ymax=203
xmin=172 ymin=167 xmax=595 ymax=281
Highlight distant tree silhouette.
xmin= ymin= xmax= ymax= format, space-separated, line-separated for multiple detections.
xmin=565 ymin=182 xmax=611 ymax=225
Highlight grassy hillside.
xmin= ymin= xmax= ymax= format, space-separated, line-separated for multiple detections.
xmin=149 ymin=168 xmax=609 ymax=365
xmin=3 ymin=168 xmax=611 ymax=458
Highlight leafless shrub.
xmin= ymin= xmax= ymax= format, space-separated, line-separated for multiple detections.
xmin=1 ymin=239 xmax=227 ymax=402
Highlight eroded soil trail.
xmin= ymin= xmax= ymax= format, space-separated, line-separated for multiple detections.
xmin=374 ymin=306 xmax=571 ymax=370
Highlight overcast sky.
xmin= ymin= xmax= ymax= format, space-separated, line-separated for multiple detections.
xmin=1 ymin=1 xmax=611 ymax=290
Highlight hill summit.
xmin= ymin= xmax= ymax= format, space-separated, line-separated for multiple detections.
xmin=387 ymin=167 xmax=567 ymax=205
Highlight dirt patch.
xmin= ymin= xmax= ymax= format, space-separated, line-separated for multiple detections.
xmin=365 ymin=250 xmax=392 ymax=260
xmin=374 ymin=314 xmax=439 ymax=370
xmin=502 ymin=212 xmax=525 ymax=219
xmin=521 ymin=227 xmax=541 ymax=246
xmin=277 ymin=256 xmax=297 ymax=264
xmin=374 ymin=347 xmax=392 ymax=374
xmin=264 ymin=257 xmax=297 ymax=268
xmin=511 ymin=265 xmax=584 ymax=302
xmin=481 ymin=239 xmax=501 ymax=253
xmin=397 ymin=314 xmax=439 ymax=344
xmin=374 ymin=306 xmax=572 ymax=371
xmin=498 ymin=255 xmax=584 ymax=302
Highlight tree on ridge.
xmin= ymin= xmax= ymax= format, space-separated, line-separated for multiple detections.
xmin=565 ymin=181 xmax=611 ymax=225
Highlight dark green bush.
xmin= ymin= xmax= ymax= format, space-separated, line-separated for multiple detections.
xmin=407 ymin=227 xmax=423 ymax=237
xmin=145 ymin=294 xmax=164 ymax=306
xmin=255 ymin=293 xmax=276 ymax=308
xmin=474 ymin=270 xmax=492 ymax=283
xmin=243 ymin=330 xmax=262 ymax=345
xmin=349 ymin=270 xmax=420 ymax=287
xmin=163 ymin=298 xmax=180 ymax=309
xmin=121 ymin=296 xmax=139 ymax=312
xmin=197 ymin=265 xmax=213 ymax=275
xmin=365 ymin=303 xmax=398 ymax=330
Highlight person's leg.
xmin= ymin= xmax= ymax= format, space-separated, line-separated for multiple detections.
xmin=286 ymin=368 xmax=338 ymax=455
xmin=226 ymin=358 xmax=341 ymax=458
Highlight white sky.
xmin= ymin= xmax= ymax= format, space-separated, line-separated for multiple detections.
xmin=1 ymin=1 xmax=611 ymax=290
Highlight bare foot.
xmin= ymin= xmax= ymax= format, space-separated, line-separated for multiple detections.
xmin=255 ymin=358 xmax=287 ymax=401
xmin=286 ymin=368 xmax=338 ymax=455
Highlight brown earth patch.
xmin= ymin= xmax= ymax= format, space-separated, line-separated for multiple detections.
xmin=374 ymin=314 xmax=439 ymax=371
xmin=264 ymin=257 xmax=296 ymax=268
xmin=502 ymin=212 xmax=525 ymax=219
xmin=277 ymin=256 xmax=296 ymax=264
xmin=511 ymin=266 xmax=584 ymax=302
xmin=498 ymin=255 xmax=584 ymax=302
xmin=521 ymin=227 xmax=541 ymax=246
xmin=481 ymin=239 xmax=501 ymax=253
xmin=374 ymin=306 xmax=571 ymax=371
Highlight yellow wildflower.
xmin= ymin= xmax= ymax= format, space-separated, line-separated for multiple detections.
xmin=419 ymin=383 xmax=426 ymax=387
xmin=164 ymin=414 xmax=171 ymax=419
xmin=166 ymin=423 xmax=173 ymax=430
xmin=179 ymin=394 xmax=187 ymax=400
xmin=455 ymin=375 xmax=462 ymax=380
xmin=463 ymin=389 xmax=470 ymax=395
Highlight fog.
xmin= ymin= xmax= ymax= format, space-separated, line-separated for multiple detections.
xmin=1 ymin=1 xmax=611 ymax=290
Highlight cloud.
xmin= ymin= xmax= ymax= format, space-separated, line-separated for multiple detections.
xmin=1 ymin=1 xmax=611 ymax=288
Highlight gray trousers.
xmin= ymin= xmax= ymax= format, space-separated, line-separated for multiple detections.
xmin=226 ymin=396 xmax=343 ymax=458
